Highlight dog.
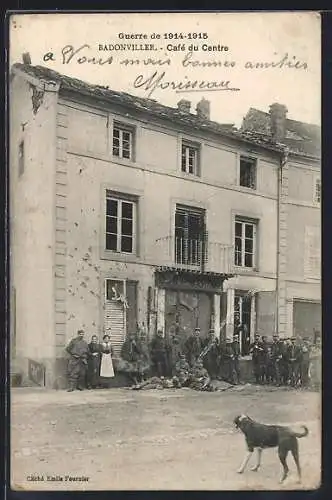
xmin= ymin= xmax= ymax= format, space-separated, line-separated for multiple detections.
xmin=233 ymin=414 xmax=309 ymax=483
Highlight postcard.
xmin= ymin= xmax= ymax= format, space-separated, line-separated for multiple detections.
xmin=9 ymin=11 xmax=321 ymax=491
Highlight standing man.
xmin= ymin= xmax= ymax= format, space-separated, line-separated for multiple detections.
xmin=150 ymin=329 xmax=167 ymax=377
xmin=260 ymin=336 xmax=269 ymax=384
xmin=202 ymin=328 xmax=219 ymax=380
xmin=184 ymin=327 xmax=203 ymax=367
xmin=232 ymin=333 xmax=241 ymax=384
xmin=66 ymin=329 xmax=89 ymax=392
xmin=249 ymin=334 xmax=264 ymax=384
xmin=300 ymin=338 xmax=311 ymax=388
xmin=270 ymin=333 xmax=283 ymax=385
xmin=289 ymin=337 xmax=302 ymax=387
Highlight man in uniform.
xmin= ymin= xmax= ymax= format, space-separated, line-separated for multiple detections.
xmin=260 ymin=335 xmax=270 ymax=384
xmin=222 ymin=337 xmax=236 ymax=384
xmin=66 ymin=329 xmax=89 ymax=391
xmin=189 ymin=359 xmax=214 ymax=392
xmin=184 ymin=327 xmax=203 ymax=367
xmin=300 ymin=337 xmax=311 ymax=388
xmin=174 ymin=354 xmax=191 ymax=387
xmin=165 ymin=334 xmax=181 ymax=377
xmin=270 ymin=333 xmax=283 ymax=385
xmin=232 ymin=333 xmax=241 ymax=384
xmin=289 ymin=336 xmax=302 ymax=387
xmin=202 ymin=328 xmax=219 ymax=379
xmin=150 ymin=329 xmax=167 ymax=377
xmin=249 ymin=333 xmax=264 ymax=384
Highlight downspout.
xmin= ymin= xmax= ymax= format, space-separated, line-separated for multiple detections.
xmin=276 ymin=147 xmax=289 ymax=333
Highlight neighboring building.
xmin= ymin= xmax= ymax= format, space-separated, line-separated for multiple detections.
xmin=242 ymin=106 xmax=321 ymax=340
xmin=10 ymin=62 xmax=321 ymax=387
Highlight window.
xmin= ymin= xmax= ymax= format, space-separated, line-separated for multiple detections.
xmin=239 ymin=156 xmax=256 ymax=189
xmin=235 ymin=218 xmax=257 ymax=268
xmin=112 ymin=123 xmax=133 ymax=160
xmin=181 ymin=142 xmax=199 ymax=175
xmin=175 ymin=205 xmax=206 ymax=266
xmin=18 ymin=141 xmax=24 ymax=177
xmin=105 ymin=193 xmax=136 ymax=254
xmin=314 ymin=177 xmax=321 ymax=204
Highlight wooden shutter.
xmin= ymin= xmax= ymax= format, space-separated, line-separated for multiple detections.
xmin=126 ymin=280 xmax=138 ymax=336
xmin=256 ymin=291 xmax=276 ymax=336
xmin=104 ymin=279 xmax=126 ymax=356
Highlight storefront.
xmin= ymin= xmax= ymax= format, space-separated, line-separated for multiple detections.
xmin=155 ymin=267 xmax=231 ymax=349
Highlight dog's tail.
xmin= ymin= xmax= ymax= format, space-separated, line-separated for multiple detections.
xmin=294 ymin=425 xmax=309 ymax=438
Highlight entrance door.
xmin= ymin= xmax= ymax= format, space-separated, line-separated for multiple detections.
xmin=234 ymin=291 xmax=251 ymax=355
xmin=165 ymin=289 xmax=213 ymax=350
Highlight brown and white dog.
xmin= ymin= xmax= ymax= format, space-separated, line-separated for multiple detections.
xmin=233 ymin=415 xmax=309 ymax=483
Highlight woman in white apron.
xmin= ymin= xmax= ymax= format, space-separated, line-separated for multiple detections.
xmin=100 ymin=334 xmax=115 ymax=388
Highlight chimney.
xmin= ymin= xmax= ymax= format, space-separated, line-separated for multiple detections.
xmin=196 ymin=98 xmax=210 ymax=120
xmin=22 ymin=52 xmax=32 ymax=65
xmin=269 ymin=103 xmax=288 ymax=142
xmin=177 ymin=99 xmax=191 ymax=113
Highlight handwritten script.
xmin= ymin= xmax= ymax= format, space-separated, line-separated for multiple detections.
xmin=42 ymin=44 xmax=309 ymax=98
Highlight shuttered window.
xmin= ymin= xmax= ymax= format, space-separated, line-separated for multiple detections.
xmin=104 ymin=280 xmax=126 ymax=356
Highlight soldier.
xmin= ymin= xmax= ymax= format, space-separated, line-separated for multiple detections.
xmin=249 ymin=334 xmax=264 ymax=384
xmin=189 ymin=360 xmax=214 ymax=391
xmin=222 ymin=337 xmax=236 ymax=384
xmin=280 ymin=338 xmax=292 ymax=385
xmin=66 ymin=329 xmax=89 ymax=392
xmin=270 ymin=334 xmax=282 ymax=385
xmin=202 ymin=328 xmax=219 ymax=379
xmin=300 ymin=338 xmax=311 ymax=388
xmin=260 ymin=336 xmax=270 ymax=384
xmin=289 ymin=337 xmax=302 ymax=387
xmin=184 ymin=327 xmax=203 ymax=367
xmin=166 ymin=334 xmax=181 ymax=377
xmin=232 ymin=333 xmax=241 ymax=384
xmin=174 ymin=353 xmax=191 ymax=387
xmin=150 ymin=329 xmax=167 ymax=377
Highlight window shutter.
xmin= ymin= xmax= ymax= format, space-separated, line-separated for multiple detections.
xmin=126 ymin=280 xmax=138 ymax=337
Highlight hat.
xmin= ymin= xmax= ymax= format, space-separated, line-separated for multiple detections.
xmin=77 ymin=329 xmax=84 ymax=335
xmin=291 ymin=336 xmax=296 ymax=341
xmin=226 ymin=337 xmax=232 ymax=343
xmin=103 ymin=334 xmax=110 ymax=340
xmin=273 ymin=333 xmax=279 ymax=337
xmin=209 ymin=328 xmax=215 ymax=333
xmin=195 ymin=327 xmax=201 ymax=332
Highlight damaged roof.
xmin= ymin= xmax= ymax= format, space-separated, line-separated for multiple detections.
xmin=241 ymin=107 xmax=320 ymax=158
xmin=12 ymin=63 xmax=320 ymax=159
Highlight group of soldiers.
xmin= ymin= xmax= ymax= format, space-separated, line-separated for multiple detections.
xmin=65 ymin=326 xmax=321 ymax=391
xmin=249 ymin=333 xmax=321 ymax=388
xmin=148 ymin=327 xmax=321 ymax=389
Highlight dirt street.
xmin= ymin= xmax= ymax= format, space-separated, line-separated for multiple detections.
xmin=11 ymin=386 xmax=321 ymax=491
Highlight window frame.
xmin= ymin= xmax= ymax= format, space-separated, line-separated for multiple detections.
xmin=112 ymin=121 xmax=134 ymax=161
xmin=239 ymin=155 xmax=257 ymax=190
xmin=234 ymin=217 xmax=257 ymax=269
xmin=181 ymin=141 xmax=200 ymax=176
xmin=105 ymin=192 xmax=137 ymax=255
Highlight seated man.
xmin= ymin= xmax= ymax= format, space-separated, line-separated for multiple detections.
xmin=174 ymin=354 xmax=191 ymax=387
xmin=189 ymin=360 xmax=214 ymax=392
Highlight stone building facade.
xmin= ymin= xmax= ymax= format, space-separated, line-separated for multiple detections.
xmin=10 ymin=63 xmax=321 ymax=387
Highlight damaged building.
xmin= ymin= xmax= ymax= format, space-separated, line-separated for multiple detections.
xmin=9 ymin=62 xmax=321 ymax=387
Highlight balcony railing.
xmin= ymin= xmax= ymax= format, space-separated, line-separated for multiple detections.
xmin=155 ymin=236 xmax=234 ymax=274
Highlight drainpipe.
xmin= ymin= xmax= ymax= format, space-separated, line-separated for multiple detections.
xmin=276 ymin=147 xmax=289 ymax=334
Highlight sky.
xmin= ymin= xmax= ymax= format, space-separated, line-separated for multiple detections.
xmin=9 ymin=12 xmax=321 ymax=128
